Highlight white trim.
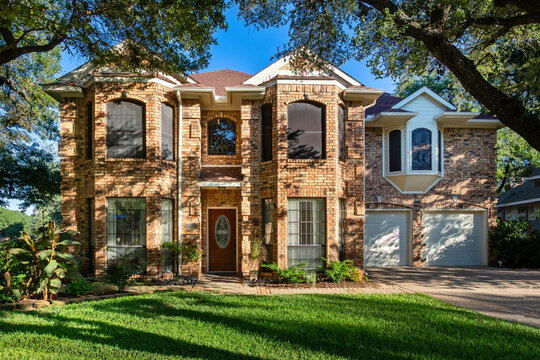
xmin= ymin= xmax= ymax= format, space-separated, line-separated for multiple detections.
xmin=496 ymin=198 xmax=540 ymax=208
xmin=391 ymin=86 xmax=456 ymax=110
xmin=365 ymin=209 xmax=413 ymax=266
xmin=261 ymin=78 xmax=349 ymax=90
xmin=206 ymin=207 xmax=239 ymax=274
xmin=421 ymin=209 xmax=488 ymax=266
xmin=199 ymin=181 xmax=242 ymax=188
xmin=434 ymin=111 xmax=480 ymax=121
xmin=527 ymin=175 xmax=540 ymax=181
xmin=176 ymin=91 xmax=183 ymax=274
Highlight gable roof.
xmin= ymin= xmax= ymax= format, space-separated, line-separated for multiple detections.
xmin=366 ymin=93 xmax=404 ymax=116
xmin=189 ymin=69 xmax=253 ymax=97
xmin=391 ymin=86 xmax=456 ymax=110
xmin=498 ymin=169 xmax=540 ymax=207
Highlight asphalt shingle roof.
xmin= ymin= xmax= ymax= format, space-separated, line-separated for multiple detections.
xmin=189 ymin=69 xmax=252 ymax=97
xmin=498 ymin=169 xmax=540 ymax=206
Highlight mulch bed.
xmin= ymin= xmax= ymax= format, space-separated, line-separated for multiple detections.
xmin=263 ymin=281 xmax=377 ymax=289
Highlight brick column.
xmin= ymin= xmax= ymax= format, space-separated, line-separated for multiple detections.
xmin=344 ymin=101 xmax=365 ymax=267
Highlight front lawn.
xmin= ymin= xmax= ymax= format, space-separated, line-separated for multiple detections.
xmin=0 ymin=291 xmax=538 ymax=359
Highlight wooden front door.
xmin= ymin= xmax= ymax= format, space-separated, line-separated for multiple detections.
xmin=208 ymin=208 xmax=237 ymax=272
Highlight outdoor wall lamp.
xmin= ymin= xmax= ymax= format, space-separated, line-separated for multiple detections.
xmin=376 ymin=195 xmax=382 ymax=203
xmin=451 ymin=195 xmax=458 ymax=204
xmin=121 ymin=91 xmax=128 ymax=98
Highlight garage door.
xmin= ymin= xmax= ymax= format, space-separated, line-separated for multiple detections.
xmin=364 ymin=211 xmax=409 ymax=266
xmin=423 ymin=211 xmax=485 ymax=266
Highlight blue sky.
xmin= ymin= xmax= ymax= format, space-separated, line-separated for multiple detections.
xmin=8 ymin=8 xmax=395 ymax=213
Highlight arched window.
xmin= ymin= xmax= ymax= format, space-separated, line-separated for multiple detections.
xmin=106 ymin=100 xmax=145 ymax=158
xmin=161 ymin=104 xmax=174 ymax=161
xmin=389 ymin=129 xmax=401 ymax=172
xmin=411 ymin=128 xmax=432 ymax=170
xmin=208 ymin=118 xmax=236 ymax=155
xmin=287 ymin=101 xmax=325 ymax=159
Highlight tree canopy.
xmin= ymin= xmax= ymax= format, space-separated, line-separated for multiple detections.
xmin=237 ymin=0 xmax=540 ymax=150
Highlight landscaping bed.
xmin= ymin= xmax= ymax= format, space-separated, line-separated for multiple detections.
xmin=264 ymin=280 xmax=375 ymax=289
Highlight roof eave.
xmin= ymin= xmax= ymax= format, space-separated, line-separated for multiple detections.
xmin=343 ymin=89 xmax=385 ymax=106
xmin=42 ymin=84 xmax=84 ymax=102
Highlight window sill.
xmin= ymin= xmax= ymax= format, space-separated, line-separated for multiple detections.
xmin=105 ymin=158 xmax=147 ymax=162
xmin=287 ymin=158 xmax=326 ymax=163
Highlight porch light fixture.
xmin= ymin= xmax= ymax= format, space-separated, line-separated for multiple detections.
xmin=376 ymin=195 xmax=382 ymax=203
xmin=121 ymin=91 xmax=128 ymax=98
xmin=451 ymin=195 xmax=458 ymax=204
xmin=304 ymin=93 xmax=310 ymax=100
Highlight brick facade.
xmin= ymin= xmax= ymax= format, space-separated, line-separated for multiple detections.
xmin=55 ymin=65 xmax=499 ymax=278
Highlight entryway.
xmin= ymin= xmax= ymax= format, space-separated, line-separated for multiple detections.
xmin=207 ymin=208 xmax=237 ymax=272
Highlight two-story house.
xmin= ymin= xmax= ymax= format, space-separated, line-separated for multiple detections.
xmin=44 ymin=56 xmax=502 ymax=278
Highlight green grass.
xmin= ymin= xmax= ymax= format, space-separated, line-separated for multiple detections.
xmin=0 ymin=291 xmax=538 ymax=359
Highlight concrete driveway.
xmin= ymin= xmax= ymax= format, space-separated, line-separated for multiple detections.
xmin=366 ymin=267 xmax=540 ymax=328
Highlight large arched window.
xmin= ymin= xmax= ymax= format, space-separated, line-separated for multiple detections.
xmin=106 ymin=100 xmax=145 ymax=158
xmin=411 ymin=128 xmax=432 ymax=170
xmin=388 ymin=129 xmax=401 ymax=172
xmin=287 ymin=101 xmax=325 ymax=159
xmin=208 ymin=118 xmax=236 ymax=155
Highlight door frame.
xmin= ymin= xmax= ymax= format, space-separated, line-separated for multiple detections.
xmin=206 ymin=206 xmax=238 ymax=273
xmin=422 ymin=209 xmax=488 ymax=266
xmin=364 ymin=209 xmax=413 ymax=266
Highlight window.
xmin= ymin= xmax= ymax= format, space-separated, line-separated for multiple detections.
xmin=389 ymin=129 xmax=401 ymax=172
xmin=288 ymin=199 xmax=325 ymax=268
xmin=411 ymin=128 xmax=432 ymax=170
xmin=87 ymin=198 xmax=94 ymax=273
xmin=106 ymin=198 xmax=146 ymax=272
xmin=208 ymin=118 xmax=236 ymax=155
xmin=106 ymin=101 xmax=145 ymax=158
xmin=518 ymin=206 xmax=528 ymax=220
xmin=437 ymin=130 xmax=442 ymax=172
xmin=338 ymin=106 xmax=345 ymax=161
xmin=287 ymin=102 xmax=325 ymax=159
xmin=261 ymin=104 xmax=273 ymax=161
xmin=161 ymin=104 xmax=174 ymax=161
xmin=262 ymin=199 xmax=274 ymax=263
xmin=161 ymin=199 xmax=174 ymax=273
xmin=535 ymin=181 xmax=540 ymax=188
xmin=86 ymin=102 xmax=93 ymax=160
xmin=339 ymin=199 xmax=344 ymax=261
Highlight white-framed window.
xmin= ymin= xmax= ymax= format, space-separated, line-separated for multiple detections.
xmin=287 ymin=198 xmax=325 ymax=269
xmin=262 ymin=199 xmax=274 ymax=264
xmin=388 ymin=129 xmax=402 ymax=172
xmin=411 ymin=127 xmax=432 ymax=170
xmin=161 ymin=199 xmax=174 ymax=273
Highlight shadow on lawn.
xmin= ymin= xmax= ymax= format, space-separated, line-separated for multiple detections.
xmin=0 ymin=292 xmax=538 ymax=359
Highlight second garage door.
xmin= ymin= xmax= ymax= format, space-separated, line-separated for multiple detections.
xmin=423 ymin=211 xmax=485 ymax=266
xmin=364 ymin=211 xmax=410 ymax=266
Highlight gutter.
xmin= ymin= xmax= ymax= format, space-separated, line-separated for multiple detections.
xmin=175 ymin=90 xmax=183 ymax=274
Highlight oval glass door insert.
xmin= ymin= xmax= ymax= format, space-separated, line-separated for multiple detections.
xmin=215 ymin=215 xmax=231 ymax=248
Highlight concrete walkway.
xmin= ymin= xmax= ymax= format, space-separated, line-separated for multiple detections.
xmin=366 ymin=267 xmax=540 ymax=328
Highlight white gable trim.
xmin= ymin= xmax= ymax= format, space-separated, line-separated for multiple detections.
xmin=391 ymin=86 xmax=456 ymax=110
xmin=243 ymin=55 xmax=361 ymax=87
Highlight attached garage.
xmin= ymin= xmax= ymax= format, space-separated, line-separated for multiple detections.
xmin=364 ymin=210 xmax=411 ymax=266
xmin=423 ymin=211 xmax=487 ymax=266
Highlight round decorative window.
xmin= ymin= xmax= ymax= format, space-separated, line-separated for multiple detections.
xmin=215 ymin=215 xmax=231 ymax=248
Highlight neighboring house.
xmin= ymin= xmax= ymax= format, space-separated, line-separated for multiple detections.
xmin=43 ymin=56 xmax=502 ymax=278
xmin=497 ymin=168 xmax=540 ymax=230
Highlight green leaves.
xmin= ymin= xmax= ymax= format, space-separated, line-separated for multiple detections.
xmin=44 ymin=260 xmax=58 ymax=277
xmin=8 ymin=248 xmax=30 ymax=256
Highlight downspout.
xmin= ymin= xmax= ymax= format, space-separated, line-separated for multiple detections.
xmin=176 ymin=90 xmax=183 ymax=275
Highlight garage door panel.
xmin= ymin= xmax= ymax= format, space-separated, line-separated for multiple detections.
xmin=365 ymin=212 xmax=409 ymax=266
xmin=424 ymin=212 xmax=484 ymax=266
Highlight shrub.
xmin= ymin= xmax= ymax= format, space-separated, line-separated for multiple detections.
xmin=262 ymin=263 xmax=307 ymax=283
xmin=106 ymin=251 xmax=144 ymax=291
xmin=6 ymin=221 xmax=81 ymax=300
xmin=320 ymin=258 xmax=356 ymax=283
xmin=490 ymin=219 xmax=540 ymax=268
xmin=349 ymin=267 xmax=366 ymax=282
xmin=66 ymin=277 xmax=93 ymax=296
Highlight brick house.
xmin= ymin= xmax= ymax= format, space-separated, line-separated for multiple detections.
xmin=43 ymin=56 xmax=502 ymax=278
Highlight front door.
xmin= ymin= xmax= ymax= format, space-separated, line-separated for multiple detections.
xmin=208 ymin=208 xmax=237 ymax=272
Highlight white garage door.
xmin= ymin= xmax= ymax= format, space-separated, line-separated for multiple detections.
xmin=364 ymin=211 xmax=409 ymax=266
xmin=423 ymin=211 xmax=485 ymax=266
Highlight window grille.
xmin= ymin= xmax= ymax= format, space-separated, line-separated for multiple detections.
xmin=161 ymin=104 xmax=174 ymax=161
xmin=262 ymin=199 xmax=274 ymax=263
xmin=411 ymin=128 xmax=432 ymax=170
xmin=106 ymin=198 xmax=146 ymax=272
xmin=106 ymin=101 xmax=145 ymax=158
xmin=287 ymin=102 xmax=325 ymax=159
xmin=161 ymin=199 xmax=174 ymax=273
xmin=288 ymin=199 xmax=325 ymax=268
xmin=208 ymin=118 xmax=236 ymax=155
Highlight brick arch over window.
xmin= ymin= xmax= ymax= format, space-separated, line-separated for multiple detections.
xmin=287 ymin=101 xmax=326 ymax=159
xmin=207 ymin=118 xmax=236 ymax=156
xmin=106 ymin=99 xmax=145 ymax=159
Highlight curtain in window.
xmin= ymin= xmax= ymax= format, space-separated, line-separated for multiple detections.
xmin=106 ymin=198 xmax=146 ymax=272
xmin=208 ymin=118 xmax=236 ymax=155
xmin=161 ymin=104 xmax=174 ymax=161
xmin=161 ymin=199 xmax=174 ymax=273
xmin=262 ymin=199 xmax=274 ymax=263
xmin=411 ymin=128 xmax=432 ymax=170
xmin=106 ymin=101 xmax=145 ymax=158
xmin=288 ymin=199 xmax=325 ymax=268
xmin=261 ymin=104 xmax=273 ymax=161
xmin=389 ymin=129 xmax=401 ymax=172
xmin=287 ymin=102 xmax=325 ymax=159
